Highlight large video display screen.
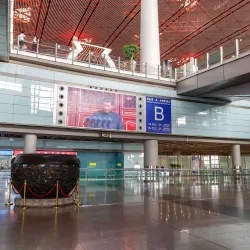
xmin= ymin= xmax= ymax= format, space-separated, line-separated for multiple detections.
xmin=67 ymin=87 xmax=136 ymax=131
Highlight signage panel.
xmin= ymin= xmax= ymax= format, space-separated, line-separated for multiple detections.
xmin=192 ymin=157 xmax=200 ymax=170
xmin=146 ymin=97 xmax=171 ymax=134
xmin=13 ymin=150 xmax=77 ymax=156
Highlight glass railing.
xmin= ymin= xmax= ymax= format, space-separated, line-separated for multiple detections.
xmin=79 ymin=168 xmax=250 ymax=181
xmin=77 ymin=168 xmax=250 ymax=205
xmin=0 ymin=170 xmax=10 ymax=180
xmin=3 ymin=168 xmax=250 ymax=207
xmin=11 ymin=36 xmax=250 ymax=82
xmin=11 ymin=37 xmax=175 ymax=83
xmin=174 ymin=38 xmax=250 ymax=80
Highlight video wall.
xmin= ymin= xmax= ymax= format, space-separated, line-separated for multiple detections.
xmin=55 ymin=85 xmax=171 ymax=134
xmin=67 ymin=87 xmax=136 ymax=131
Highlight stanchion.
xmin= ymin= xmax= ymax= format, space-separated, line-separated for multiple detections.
xmin=75 ymin=179 xmax=82 ymax=206
xmin=22 ymin=180 xmax=27 ymax=210
xmin=54 ymin=181 xmax=59 ymax=209
xmin=5 ymin=179 xmax=13 ymax=206
xmin=74 ymin=184 xmax=77 ymax=202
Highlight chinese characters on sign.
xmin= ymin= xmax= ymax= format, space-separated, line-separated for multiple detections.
xmin=146 ymin=97 xmax=171 ymax=134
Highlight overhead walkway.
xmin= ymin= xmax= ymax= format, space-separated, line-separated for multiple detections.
xmin=176 ymin=39 xmax=250 ymax=101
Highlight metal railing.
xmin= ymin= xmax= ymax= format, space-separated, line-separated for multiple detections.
xmin=1 ymin=168 xmax=248 ymax=183
xmin=0 ymin=170 xmax=10 ymax=180
xmin=11 ymin=37 xmax=175 ymax=82
xmin=76 ymin=168 xmax=250 ymax=205
xmin=174 ymin=38 xmax=250 ymax=80
xmin=79 ymin=168 xmax=250 ymax=181
xmin=3 ymin=168 xmax=249 ymax=207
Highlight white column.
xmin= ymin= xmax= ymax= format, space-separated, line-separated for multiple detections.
xmin=232 ymin=145 xmax=241 ymax=169
xmin=9 ymin=0 xmax=14 ymax=51
xmin=144 ymin=140 xmax=158 ymax=167
xmin=24 ymin=134 xmax=37 ymax=154
xmin=140 ymin=0 xmax=160 ymax=74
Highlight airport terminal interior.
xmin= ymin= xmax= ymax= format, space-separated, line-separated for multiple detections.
xmin=2 ymin=0 xmax=250 ymax=249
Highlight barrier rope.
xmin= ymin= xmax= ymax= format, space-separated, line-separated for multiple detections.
xmin=59 ymin=185 xmax=77 ymax=198
xmin=11 ymin=183 xmax=24 ymax=195
xmin=10 ymin=181 xmax=78 ymax=198
xmin=26 ymin=184 xmax=56 ymax=198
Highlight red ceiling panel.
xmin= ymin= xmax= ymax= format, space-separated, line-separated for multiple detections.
xmin=13 ymin=0 xmax=250 ymax=62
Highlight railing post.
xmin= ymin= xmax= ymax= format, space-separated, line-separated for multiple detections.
xmin=36 ymin=39 xmax=39 ymax=58
xmin=75 ymin=179 xmax=82 ymax=207
xmin=184 ymin=63 xmax=187 ymax=77
xmin=103 ymin=54 xmax=106 ymax=70
xmin=193 ymin=58 xmax=198 ymax=73
xmin=105 ymin=169 xmax=107 ymax=187
xmin=206 ymin=53 xmax=209 ymax=68
xmin=158 ymin=65 xmax=160 ymax=80
xmin=17 ymin=35 xmax=19 ymax=54
xmin=145 ymin=62 xmax=147 ymax=78
xmin=174 ymin=68 xmax=177 ymax=80
xmin=5 ymin=179 xmax=13 ymax=206
xmin=220 ymin=46 xmax=223 ymax=64
xmin=55 ymin=43 xmax=57 ymax=62
xmin=85 ymin=169 xmax=88 ymax=184
xmin=118 ymin=56 xmax=120 ymax=73
xmin=236 ymin=39 xmax=239 ymax=58
xmin=72 ymin=47 xmax=74 ymax=65
xmin=84 ymin=169 xmax=88 ymax=205
xmin=88 ymin=50 xmax=91 ymax=67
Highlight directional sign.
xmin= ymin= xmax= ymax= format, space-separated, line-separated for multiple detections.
xmin=146 ymin=96 xmax=171 ymax=134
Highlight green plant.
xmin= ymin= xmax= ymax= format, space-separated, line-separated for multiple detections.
xmin=170 ymin=164 xmax=182 ymax=169
xmin=123 ymin=44 xmax=140 ymax=61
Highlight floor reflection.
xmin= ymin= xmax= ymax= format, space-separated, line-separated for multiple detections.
xmin=0 ymin=177 xmax=250 ymax=249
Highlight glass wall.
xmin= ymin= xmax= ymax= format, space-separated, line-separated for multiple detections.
xmin=181 ymin=156 xmax=191 ymax=169
xmin=77 ymin=152 xmax=124 ymax=179
xmin=159 ymin=155 xmax=168 ymax=167
xmin=124 ymin=152 xmax=143 ymax=169
xmin=246 ymin=156 xmax=250 ymax=169
xmin=158 ymin=155 xmax=250 ymax=170
xmin=219 ymin=156 xmax=228 ymax=169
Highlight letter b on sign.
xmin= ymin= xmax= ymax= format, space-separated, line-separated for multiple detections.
xmin=155 ymin=107 xmax=164 ymax=121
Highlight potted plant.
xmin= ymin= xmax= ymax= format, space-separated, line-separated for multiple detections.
xmin=122 ymin=44 xmax=140 ymax=72
xmin=170 ymin=163 xmax=182 ymax=176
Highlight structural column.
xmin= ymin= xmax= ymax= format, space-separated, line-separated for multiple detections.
xmin=140 ymin=0 xmax=160 ymax=74
xmin=231 ymin=144 xmax=241 ymax=169
xmin=0 ymin=0 xmax=9 ymax=62
xmin=24 ymin=134 xmax=37 ymax=154
xmin=144 ymin=140 xmax=158 ymax=167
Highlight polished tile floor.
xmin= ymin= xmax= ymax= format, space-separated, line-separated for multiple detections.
xmin=1 ymin=176 xmax=250 ymax=249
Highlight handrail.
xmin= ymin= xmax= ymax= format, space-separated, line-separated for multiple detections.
xmin=79 ymin=168 xmax=246 ymax=171
xmin=11 ymin=36 xmax=175 ymax=83
xmin=11 ymin=35 xmax=250 ymax=82
xmin=174 ymin=37 xmax=249 ymax=80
